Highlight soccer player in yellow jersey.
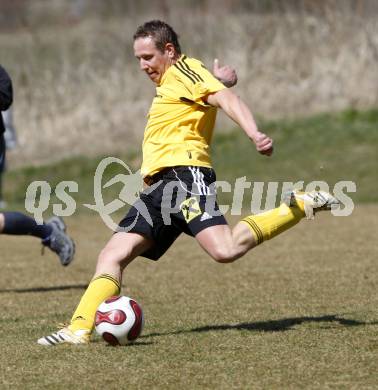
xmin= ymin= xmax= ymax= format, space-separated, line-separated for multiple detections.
xmin=38 ymin=20 xmax=339 ymax=345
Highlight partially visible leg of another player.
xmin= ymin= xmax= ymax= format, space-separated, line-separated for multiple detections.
xmin=0 ymin=212 xmax=75 ymax=266
xmin=38 ymin=232 xmax=153 ymax=346
xmin=195 ymin=190 xmax=340 ymax=263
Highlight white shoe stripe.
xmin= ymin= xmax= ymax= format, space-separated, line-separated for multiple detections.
xmin=50 ymin=334 xmax=60 ymax=343
xmin=45 ymin=335 xmax=58 ymax=345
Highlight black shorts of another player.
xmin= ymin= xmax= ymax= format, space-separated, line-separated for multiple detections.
xmin=118 ymin=166 xmax=228 ymax=260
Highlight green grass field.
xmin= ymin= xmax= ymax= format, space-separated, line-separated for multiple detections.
xmin=0 ymin=208 xmax=377 ymax=389
xmin=0 ymin=109 xmax=377 ymax=389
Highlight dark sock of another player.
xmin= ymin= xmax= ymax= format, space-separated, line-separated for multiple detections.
xmin=2 ymin=211 xmax=52 ymax=240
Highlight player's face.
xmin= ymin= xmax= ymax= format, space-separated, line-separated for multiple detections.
xmin=134 ymin=37 xmax=173 ymax=84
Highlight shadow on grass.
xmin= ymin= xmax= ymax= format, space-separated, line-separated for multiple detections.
xmin=144 ymin=314 xmax=376 ymax=338
xmin=91 ymin=338 xmax=154 ymax=347
xmin=0 ymin=284 xmax=88 ymax=293
xmin=0 ymin=282 xmax=132 ymax=294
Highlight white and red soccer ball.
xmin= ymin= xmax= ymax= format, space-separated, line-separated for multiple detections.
xmin=95 ymin=295 xmax=144 ymax=346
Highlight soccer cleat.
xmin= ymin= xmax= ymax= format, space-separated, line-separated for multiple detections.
xmin=42 ymin=216 xmax=75 ymax=266
xmin=46 ymin=215 xmax=67 ymax=233
xmin=37 ymin=327 xmax=90 ymax=346
xmin=284 ymin=190 xmax=340 ymax=220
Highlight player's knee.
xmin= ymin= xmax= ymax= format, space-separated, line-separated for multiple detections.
xmin=97 ymin=248 xmax=116 ymax=267
xmin=97 ymin=246 xmax=132 ymax=267
xmin=210 ymin=246 xmax=237 ymax=263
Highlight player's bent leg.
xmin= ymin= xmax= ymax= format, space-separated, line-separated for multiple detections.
xmin=195 ymin=224 xmax=255 ymax=263
xmin=242 ymin=189 xmax=340 ymax=245
xmin=241 ymin=202 xmax=304 ymax=245
xmin=196 ymin=190 xmax=340 ymax=264
xmin=38 ymin=232 xmax=153 ymax=346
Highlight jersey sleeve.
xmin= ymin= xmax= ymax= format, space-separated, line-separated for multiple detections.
xmin=173 ymin=56 xmax=225 ymax=105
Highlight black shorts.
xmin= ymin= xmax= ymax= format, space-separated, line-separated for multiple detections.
xmin=118 ymin=166 xmax=227 ymax=260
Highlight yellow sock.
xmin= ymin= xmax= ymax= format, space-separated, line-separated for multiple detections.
xmin=241 ymin=203 xmax=305 ymax=245
xmin=69 ymin=274 xmax=120 ymax=332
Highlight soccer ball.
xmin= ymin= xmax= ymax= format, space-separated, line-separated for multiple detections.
xmin=95 ymin=295 xmax=144 ymax=346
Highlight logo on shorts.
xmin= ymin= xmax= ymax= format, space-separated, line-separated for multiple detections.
xmin=200 ymin=211 xmax=213 ymax=222
xmin=180 ymin=197 xmax=201 ymax=223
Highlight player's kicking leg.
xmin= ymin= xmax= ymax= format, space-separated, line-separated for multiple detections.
xmin=196 ymin=190 xmax=340 ymax=262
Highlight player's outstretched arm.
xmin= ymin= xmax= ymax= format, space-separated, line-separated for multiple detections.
xmin=212 ymin=59 xmax=238 ymax=88
xmin=206 ymin=88 xmax=273 ymax=156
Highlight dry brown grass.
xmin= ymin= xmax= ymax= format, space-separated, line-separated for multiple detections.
xmin=0 ymin=2 xmax=377 ymax=168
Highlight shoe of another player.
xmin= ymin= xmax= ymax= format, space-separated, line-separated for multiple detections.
xmin=284 ymin=190 xmax=340 ymax=219
xmin=42 ymin=216 xmax=75 ymax=266
xmin=37 ymin=327 xmax=90 ymax=346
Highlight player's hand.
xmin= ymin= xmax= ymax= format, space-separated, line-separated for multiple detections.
xmin=253 ymin=132 xmax=273 ymax=156
xmin=213 ymin=58 xmax=238 ymax=88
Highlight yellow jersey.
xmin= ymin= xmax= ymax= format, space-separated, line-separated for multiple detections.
xmin=141 ymin=55 xmax=226 ymax=178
